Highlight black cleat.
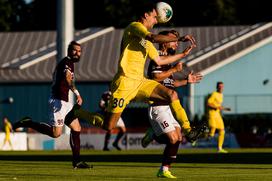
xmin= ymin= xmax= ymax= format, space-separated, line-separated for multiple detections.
xmin=73 ymin=161 xmax=92 ymax=169
xmin=103 ymin=147 xmax=110 ymax=151
xmin=13 ymin=117 xmax=32 ymax=130
xmin=112 ymin=142 xmax=122 ymax=151
xmin=185 ymin=121 xmax=208 ymax=143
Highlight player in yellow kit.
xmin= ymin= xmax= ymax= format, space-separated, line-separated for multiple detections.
xmin=1 ymin=117 xmax=13 ymax=150
xmin=64 ymin=2 xmax=205 ymax=143
xmin=105 ymin=3 xmax=206 ymax=141
xmin=207 ymin=81 xmax=231 ymax=153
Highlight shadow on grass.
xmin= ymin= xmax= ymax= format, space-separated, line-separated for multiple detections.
xmin=1 ymin=152 xmax=272 ymax=164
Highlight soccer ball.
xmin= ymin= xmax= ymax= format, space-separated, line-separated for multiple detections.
xmin=156 ymin=2 xmax=173 ymax=23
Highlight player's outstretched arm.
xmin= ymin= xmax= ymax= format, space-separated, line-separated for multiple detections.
xmin=147 ymin=33 xmax=196 ymax=47
xmin=154 ymin=45 xmax=194 ymax=66
xmin=152 ymin=62 xmax=183 ymax=82
xmin=221 ymin=107 xmax=231 ymax=111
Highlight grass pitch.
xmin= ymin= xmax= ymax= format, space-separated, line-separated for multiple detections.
xmin=0 ymin=148 xmax=272 ymax=180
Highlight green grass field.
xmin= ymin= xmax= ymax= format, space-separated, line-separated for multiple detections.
xmin=1 ymin=148 xmax=272 ymax=180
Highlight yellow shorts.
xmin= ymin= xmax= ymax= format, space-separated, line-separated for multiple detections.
xmin=108 ymin=75 xmax=160 ymax=113
xmin=208 ymin=112 xmax=224 ymax=129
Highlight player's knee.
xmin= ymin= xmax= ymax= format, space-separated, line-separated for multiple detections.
xmin=52 ymin=132 xmax=61 ymax=138
xmin=168 ymin=135 xmax=178 ymax=144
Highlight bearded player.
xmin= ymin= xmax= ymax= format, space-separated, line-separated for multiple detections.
xmin=13 ymin=41 xmax=91 ymax=169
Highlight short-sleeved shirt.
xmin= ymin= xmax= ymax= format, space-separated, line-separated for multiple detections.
xmin=116 ymin=22 xmax=159 ymax=80
xmin=207 ymin=91 xmax=224 ymax=128
xmin=108 ymin=22 xmax=160 ymax=113
xmin=208 ymin=91 xmax=223 ymax=116
xmin=51 ymin=56 xmax=74 ymax=102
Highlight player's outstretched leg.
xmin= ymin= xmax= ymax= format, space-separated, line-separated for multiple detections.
xmin=13 ymin=117 xmax=32 ymax=130
xmin=13 ymin=117 xmax=55 ymax=137
xmin=169 ymin=99 xmax=207 ymax=142
xmin=65 ymin=104 xmax=104 ymax=128
xmin=185 ymin=121 xmax=208 ymax=143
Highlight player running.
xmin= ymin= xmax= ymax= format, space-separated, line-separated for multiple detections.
xmin=13 ymin=41 xmax=94 ymax=169
xmin=207 ymin=81 xmax=231 ymax=153
xmin=1 ymin=117 xmax=13 ymax=150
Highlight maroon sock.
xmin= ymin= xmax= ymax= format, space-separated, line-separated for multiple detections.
xmin=162 ymin=141 xmax=180 ymax=166
xmin=113 ymin=131 xmax=124 ymax=145
xmin=104 ymin=131 xmax=111 ymax=149
xmin=70 ymin=130 xmax=81 ymax=166
xmin=28 ymin=122 xmax=54 ymax=137
xmin=154 ymin=134 xmax=169 ymax=144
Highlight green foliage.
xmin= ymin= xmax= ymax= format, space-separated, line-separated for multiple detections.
xmin=0 ymin=0 xmax=271 ymax=31
xmin=0 ymin=0 xmax=12 ymax=31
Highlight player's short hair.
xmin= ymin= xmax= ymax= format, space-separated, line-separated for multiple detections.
xmin=159 ymin=30 xmax=180 ymax=38
xmin=68 ymin=41 xmax=81 ymax=51
xmin=158 ymin=30 xmax=180 ymax=49
xmin=134 ymin=1 xmax=156 ymax=20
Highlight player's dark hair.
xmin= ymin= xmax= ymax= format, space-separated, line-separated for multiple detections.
xmin=134 ymin=1 xmax=156 ymax=20
xmin=158 ymin=30 xmax=180 ymax=49
xmin=217 ymin=81 xmax=223 ymax=88
xmin=68 ymin=41 xmax=80 ymax=51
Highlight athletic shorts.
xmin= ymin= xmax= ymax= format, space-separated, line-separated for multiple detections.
xmin=208 ymin=112 xmax=224 ymax=129
xmin=48 ymin=98 xmax=73 ymax=127
xmin=108 ymin=75 xmax=160 ymax=113
xmin=116 ymin=117 xmax=125 ymax=128
xmin=148 ymin=105 xmax=180 ymax=136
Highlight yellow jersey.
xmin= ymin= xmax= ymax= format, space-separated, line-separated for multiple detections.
xmin=208 ymin=91 xmax=223 ymax=116
xmin=4 ymin=121 xmax=12 ymax=137
xmin=116 ymin=22 xmax=159 ymax=80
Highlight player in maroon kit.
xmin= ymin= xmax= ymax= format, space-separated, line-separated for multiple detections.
xmin=13 ymin=41 xmax=90 ymax=169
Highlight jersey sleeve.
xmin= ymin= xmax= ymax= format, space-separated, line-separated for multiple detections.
xmin=146 ymin=41 xmax=159 ymax=60
xmin=129 ymin=22 xmax=150 ymax=39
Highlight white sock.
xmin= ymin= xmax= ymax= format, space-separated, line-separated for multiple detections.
xmin=160 ymin=166 xmax=169 ymax=171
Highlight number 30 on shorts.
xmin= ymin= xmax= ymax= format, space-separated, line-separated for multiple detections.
xmin=112 ymin=98 xmax=125 ymax=108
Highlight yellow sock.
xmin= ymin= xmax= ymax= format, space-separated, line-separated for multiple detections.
xmin=170 ymin=100 xmax=191 ymax=133
xmin=209 ymin=127 xmax=216 ymax=137
xmin=218 ymin=129 xmax=225 ymax=150
xmin=74 ymin=108 xmax=104 ymax=128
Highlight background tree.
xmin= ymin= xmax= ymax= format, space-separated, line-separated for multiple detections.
xmin=0 ymin=0 xmax=271 ymax=31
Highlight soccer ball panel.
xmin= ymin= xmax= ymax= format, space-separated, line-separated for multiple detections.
xmin=156 ymin=2 xmax=173 ymax=23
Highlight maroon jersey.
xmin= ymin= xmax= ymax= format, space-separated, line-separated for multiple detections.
xmin=147 ymin=51 xmax=175 ymax=90
xmin=51 ymin=57 xmax=74 ymax=102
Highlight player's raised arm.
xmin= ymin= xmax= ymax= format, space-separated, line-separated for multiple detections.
xmin=153 ymin=45 xmax=194 ymax=66
xmin=146 ymin=33 xmax=196 ymax=47
xmin=152 ymin=62 xmax=183 ymax=82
